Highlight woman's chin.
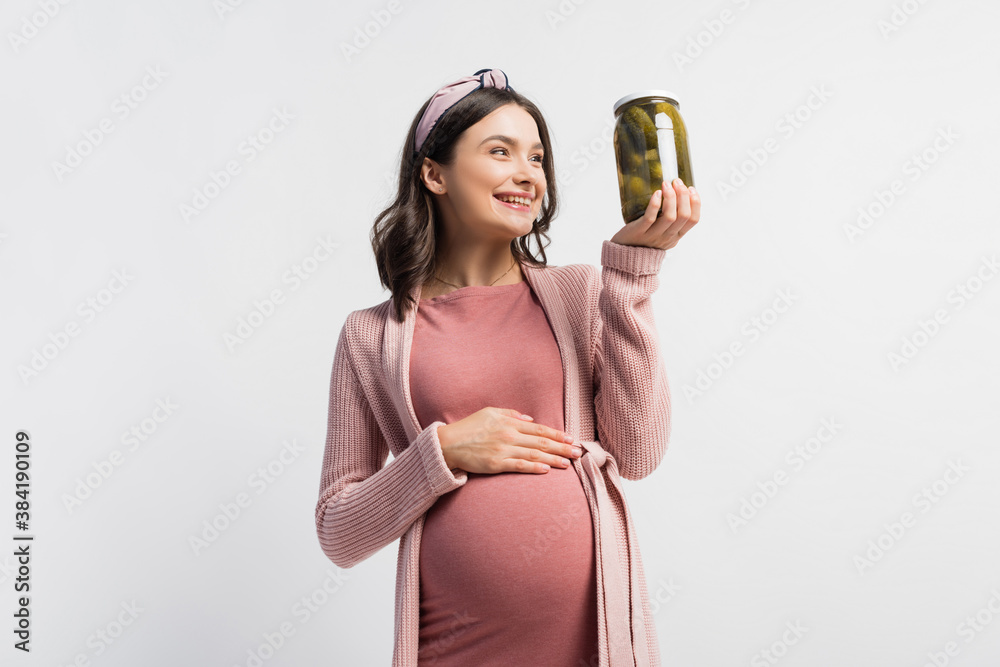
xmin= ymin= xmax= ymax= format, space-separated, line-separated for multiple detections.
xmin=507 ymin=219 xmax=535 ymax=238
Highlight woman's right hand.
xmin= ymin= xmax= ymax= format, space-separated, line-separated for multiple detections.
xmin=436 ymin=407 xmax=583 ymax=474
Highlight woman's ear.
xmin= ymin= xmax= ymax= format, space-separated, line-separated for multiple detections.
xmin=420 ymin=157 xmax=446 ymax=194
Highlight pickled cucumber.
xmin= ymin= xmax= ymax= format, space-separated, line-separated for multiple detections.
xmin=614 ymin=124 xmax=645 ymax=166
xmin=652 ymin=102 xmax=677 ymax=120
xmin=674 ymin=123 xmax=694 ymax=188
xmin=623 ymin=174 xmax=647 ymax=199
xmin=619 ymin=146 xmax=644 ymax=172
xmin=648 ymin=159 xmax=663 ymax=184
xmin=622 ymin=107 xmax=658 ymax=146
xmin=620 ymin=175 xmax=651 ymax=222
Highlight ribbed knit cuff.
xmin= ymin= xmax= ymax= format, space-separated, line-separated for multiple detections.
xmin=601 ymin=240 xmax=667 ymax=276
xmin=415 ymin=420 xmax=468 ymax=495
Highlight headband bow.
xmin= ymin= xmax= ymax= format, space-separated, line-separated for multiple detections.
xmin=413 ymin=68 xmax=512 ymax=154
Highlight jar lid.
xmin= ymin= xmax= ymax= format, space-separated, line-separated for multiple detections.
xmin=613 ymin=90 xmax=680 ymax=115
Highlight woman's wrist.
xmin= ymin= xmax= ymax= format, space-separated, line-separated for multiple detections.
xmin=436 ymin=423 xmax=454 ymax=469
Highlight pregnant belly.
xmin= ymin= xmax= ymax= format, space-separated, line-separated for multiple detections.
xmin=418 ymin=464 xmax=597 ymax=662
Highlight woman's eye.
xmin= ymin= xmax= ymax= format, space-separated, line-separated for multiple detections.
xmin=490 ymin=147 xmax=544 ymax=163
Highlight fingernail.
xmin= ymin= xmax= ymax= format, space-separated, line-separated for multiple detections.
xmin=563 ymin=434 xmax=574 ymax=443
xmin=573 ymin=447 xmax=583 ymax=457
xmin=689 ymin=186 xmax=697 ymax=195
xmin=654 ymin=190 xmax=662 ymax=200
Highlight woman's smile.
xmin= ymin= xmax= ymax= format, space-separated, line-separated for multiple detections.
xmin=492 ymin=193 xmax=533 ymax=213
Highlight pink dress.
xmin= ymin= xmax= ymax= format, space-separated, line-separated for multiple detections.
xmin=410 ymin=279 xmax=598 ymax=666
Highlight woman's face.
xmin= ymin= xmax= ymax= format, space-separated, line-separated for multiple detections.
xmin=424 ymin=103 xmax=546 ymax=242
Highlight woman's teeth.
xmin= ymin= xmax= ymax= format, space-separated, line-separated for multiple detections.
xmin=495 ymin=195 xmax=530 ymax=207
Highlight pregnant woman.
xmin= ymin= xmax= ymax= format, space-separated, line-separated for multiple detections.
xmin=314 ymin=68 xmax=700 ymax=666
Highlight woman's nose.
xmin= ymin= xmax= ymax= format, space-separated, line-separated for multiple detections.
xmin=513 ymin=157 xmax=539 ymax=184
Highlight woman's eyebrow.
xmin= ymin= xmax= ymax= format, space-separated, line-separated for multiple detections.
xmin=479 ymin=134 xmax=544 ymax=150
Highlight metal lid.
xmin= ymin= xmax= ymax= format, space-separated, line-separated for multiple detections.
xmin=613 ymin=90 xmax=680 ymax=115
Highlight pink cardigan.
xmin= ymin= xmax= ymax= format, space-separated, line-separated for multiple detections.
xmin=315 ymin=240 xmax=671 ymax=666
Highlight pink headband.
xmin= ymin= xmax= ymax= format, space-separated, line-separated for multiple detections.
xmin=413 ymin=68 xmax=512 ymax=154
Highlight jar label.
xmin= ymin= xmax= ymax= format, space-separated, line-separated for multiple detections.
xmin=655 ymin=112 xmax=679 ymax=185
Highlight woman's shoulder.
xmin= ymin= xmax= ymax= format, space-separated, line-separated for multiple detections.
xmin=332 ymin=299 xmax=395 ymax=383
xmin=336 ymin=299 xmax=393 ymax=348
xmin=349 ymin=299 xmax=395 ymax=329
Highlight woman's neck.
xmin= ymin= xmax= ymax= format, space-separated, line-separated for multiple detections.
xmin=421 ymin=261 xmax=524 ymax=299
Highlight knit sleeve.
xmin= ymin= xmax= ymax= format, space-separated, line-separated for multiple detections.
xmin=314 ymin=318 xmax=468 ymax=569
xmin=591 ymin=239 xmax=671 ymax=480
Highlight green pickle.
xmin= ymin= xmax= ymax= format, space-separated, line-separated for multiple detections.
xmin=623 ymin=107 xmax=658 ymax=146
xmin=612 ymin=91 xmax=695 ymax=224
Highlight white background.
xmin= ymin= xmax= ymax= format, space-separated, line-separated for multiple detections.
xmin=2 ymin=0 xmax=999 ymax=665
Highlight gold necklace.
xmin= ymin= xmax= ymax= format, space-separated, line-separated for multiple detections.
xmin=434 ymin=256 xmax=516 ymax=289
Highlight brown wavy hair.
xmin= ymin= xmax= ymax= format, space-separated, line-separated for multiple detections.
xmin=371 ymin=84 xmax=560 ymax=322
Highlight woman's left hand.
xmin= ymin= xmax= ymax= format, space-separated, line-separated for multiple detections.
xmin=610 ymin=178 xmax=701 ymax=250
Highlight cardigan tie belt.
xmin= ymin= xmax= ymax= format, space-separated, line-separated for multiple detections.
xmin=579 ymin=439 xmax=651 ymax=667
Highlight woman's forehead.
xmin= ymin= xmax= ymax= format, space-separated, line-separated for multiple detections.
xmin=464 ymin=105 xmax=542 ymax=147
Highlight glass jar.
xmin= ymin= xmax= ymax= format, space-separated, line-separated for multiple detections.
xmin=612 ymin=90 xmax=694 ymax=224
